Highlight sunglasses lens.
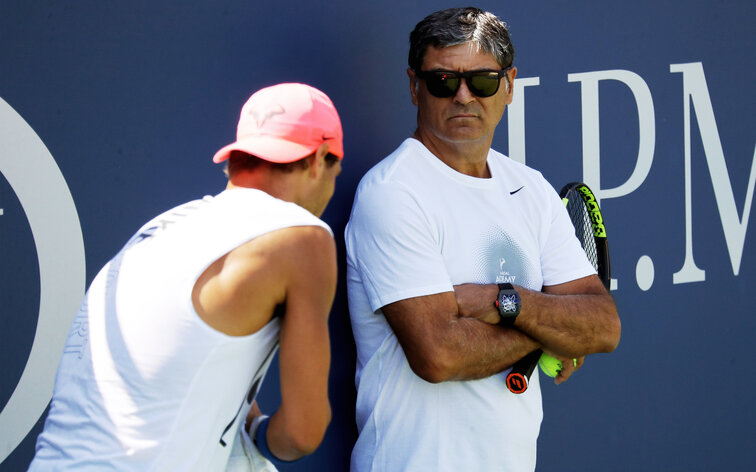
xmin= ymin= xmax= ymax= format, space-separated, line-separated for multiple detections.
xmin=420 ymin=70 xmax=505 ymax=98
xmin=468 ymin=74 xmax=501 ymax=97
xmin=426 ymin=73 xmax=459 ymax=98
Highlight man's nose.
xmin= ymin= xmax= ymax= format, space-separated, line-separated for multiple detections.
xmin=453 ymin=78 xmax=476 ymax=105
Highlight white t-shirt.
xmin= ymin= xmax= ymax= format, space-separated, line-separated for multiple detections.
xmin=345 ymin=138 xmax=595 ymax=472
xmin=30 ymin=188 xmax=331 ymax=471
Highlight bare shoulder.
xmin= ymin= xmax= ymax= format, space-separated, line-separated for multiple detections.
xmin=262 ymin=225 xmax=336 ymax=263
xmin=227 ymin=225 xmax=335 ymax=276
xmin=192 ymin=225 xmax=335 ymax=336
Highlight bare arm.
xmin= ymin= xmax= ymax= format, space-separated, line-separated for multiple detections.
xmin=455 ymin=274 xmax=620 ymax=359
xmin=265 ymin=226 xmax=335 ymax=460
xmin=454 ymin=283 xmax=584 ymax=386
xmin=515 ymin=275 xmax=620 ymax=358
xmin=195 ymin=225 xmax=335 ymax=461
xmin=388 ymin=274 xmax=619 ymax=384
xmin=382 ymin=290 xmax=539 ymax=383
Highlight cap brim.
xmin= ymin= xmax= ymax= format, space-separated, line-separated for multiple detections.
xmin=213 ymin=136 xmax=317 ymax=164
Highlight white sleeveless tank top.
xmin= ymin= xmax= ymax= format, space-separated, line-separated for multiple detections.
xmin=30 ymin=188 xmax=331 ymax=471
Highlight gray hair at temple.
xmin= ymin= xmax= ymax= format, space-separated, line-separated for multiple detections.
xmin=408 ymin=7 xmax=515 ymax=71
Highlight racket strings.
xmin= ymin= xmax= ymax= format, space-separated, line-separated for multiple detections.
xmin=566 ymin=192 xmax=599 ymax=271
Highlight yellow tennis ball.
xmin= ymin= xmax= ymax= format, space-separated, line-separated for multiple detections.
xmin=538 ymin=353 xmax=563 ymax=378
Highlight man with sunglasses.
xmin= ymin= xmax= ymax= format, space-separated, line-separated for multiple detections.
xmin=345 ymin=7 xmax=620 ymax=471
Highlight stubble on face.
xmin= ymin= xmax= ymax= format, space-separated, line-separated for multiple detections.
xmin=411 ymin=42 xmax=514 ymax=175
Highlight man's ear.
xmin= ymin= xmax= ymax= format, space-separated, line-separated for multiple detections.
xmin=407 ymin=68 xmax=419 ymax=106
xmin=309 ymin=142 xmax=331 ymax=178
xmin=505 ymin=67 xmax=517 ymax=104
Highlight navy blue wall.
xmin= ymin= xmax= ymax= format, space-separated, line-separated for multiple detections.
xmin=2 ymin=1 xmax=754 ymax=470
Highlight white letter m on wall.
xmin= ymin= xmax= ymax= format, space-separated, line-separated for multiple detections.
xmin=672 ymin=62 xmax=756 ymax=282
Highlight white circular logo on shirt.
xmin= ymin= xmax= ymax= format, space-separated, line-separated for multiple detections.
xmin=475 ymin=227 xmax=536 ymax=288
xmin=0 ymin=98 xmax=85 ymax=462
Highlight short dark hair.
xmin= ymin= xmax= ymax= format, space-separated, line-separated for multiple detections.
xmin=226 ymin=150 xmax=339 ymax=177
xmin=408 ymin=7 xmax=514 ymax=72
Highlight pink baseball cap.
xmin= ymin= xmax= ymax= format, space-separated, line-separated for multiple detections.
xmin=213 ymin=83 xmax=343 ymax=164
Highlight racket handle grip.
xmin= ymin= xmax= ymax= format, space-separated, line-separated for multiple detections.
xmin=506 ymin=349 xmax=542 ymax=394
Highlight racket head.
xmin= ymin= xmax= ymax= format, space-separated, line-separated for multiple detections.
xmin=559 ymin=182 xmax=611 ymax=290
xmin=506 ymin=182 xmax=611 ymax=395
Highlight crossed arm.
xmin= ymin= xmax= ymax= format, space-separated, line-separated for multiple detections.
xmin=382 ymin=274 xmax=620 ymax=384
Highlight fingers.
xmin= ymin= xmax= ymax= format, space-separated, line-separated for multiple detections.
xmin=245 ymin=401 xmax=265 ymax=431
xmin=554 ymin=356 xmax=584 ymax=385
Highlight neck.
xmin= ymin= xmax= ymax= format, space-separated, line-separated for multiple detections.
xmin=226 ymin=169 xmax=301 ymax=203
xmin=413 ymin=129 xmax=492 ymax=178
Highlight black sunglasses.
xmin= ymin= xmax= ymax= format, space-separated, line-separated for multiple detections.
xmin=416 ymin=69 xmax=510 ymax=98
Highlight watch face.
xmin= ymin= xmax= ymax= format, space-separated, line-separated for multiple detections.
xmin=498 ymin=293 xmax=519 ymax=314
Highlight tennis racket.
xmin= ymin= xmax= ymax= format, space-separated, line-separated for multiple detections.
xmin=505 ymin=182 xmax=611 ymax=394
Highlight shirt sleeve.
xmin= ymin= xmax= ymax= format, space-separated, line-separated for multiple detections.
xmin=345 ymin=179 xmax=453 ymax=312
xmin=538 ymin=180 xmax=598 ymax=286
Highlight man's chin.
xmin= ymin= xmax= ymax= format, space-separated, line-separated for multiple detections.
xmin=438 ymin=130 xmax=490 ymax=144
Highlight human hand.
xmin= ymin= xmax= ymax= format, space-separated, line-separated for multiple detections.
xmin=245 ymin=401 xmax=264 ymax=432
xmin=453 ymin=283 xmax=500 ymax=324
xmin=554 ymin=355 xmax=584 ymax=385
xmin=227 ymin=413 xmax=278 ymax=472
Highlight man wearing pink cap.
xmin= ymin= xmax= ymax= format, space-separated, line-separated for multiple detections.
xmin=29 ymin=83 xmax=344 ymax=471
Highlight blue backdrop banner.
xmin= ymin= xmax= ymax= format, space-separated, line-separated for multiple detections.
xmin=1 ymin=1 xmax=754 ymax=470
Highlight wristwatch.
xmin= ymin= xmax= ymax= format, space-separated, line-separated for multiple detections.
xmin=494 ymin=283 xmax=521 ymax=325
